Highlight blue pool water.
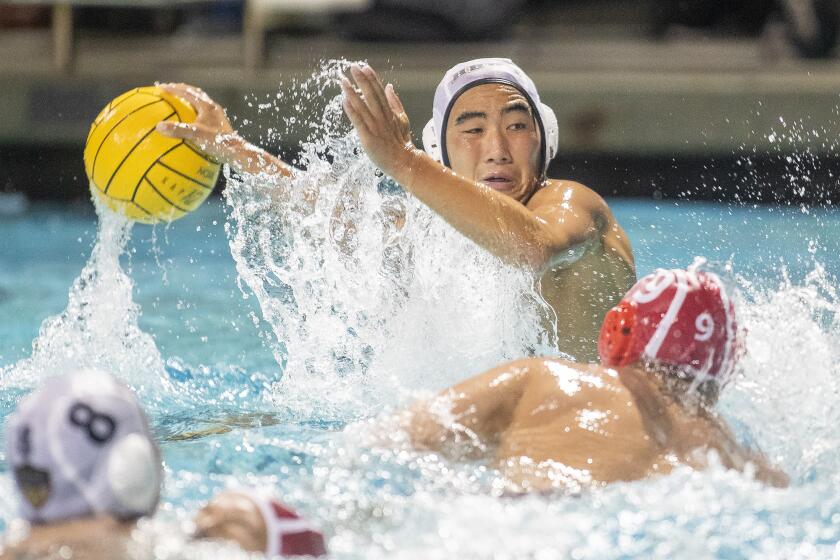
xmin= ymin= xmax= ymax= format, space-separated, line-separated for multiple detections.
xmin=1 ymin=194 xmax=839 ymax=559
xmin=4 ymin=198 xmax=839 ymax=368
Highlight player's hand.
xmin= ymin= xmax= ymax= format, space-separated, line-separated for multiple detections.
xmin=341 ymin=63 xmax=417 ymax=178
xmin=194 ymin=491 xmax=267 ymax=553
xmin=155 ymin=82 xmax=242 ymax=164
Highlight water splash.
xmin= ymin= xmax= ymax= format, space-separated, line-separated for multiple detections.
xmin=0 ymin=201 xmax=170 ymax=407
xmin=224 ymin=60 xmax=555 ymax=418
xmin=214 ymin=63 xmax=840 ymax=557
xmin=2 ymin=63 xmax=839 ymax=560
xmin=722 ymin=261 xmax=840 ymax=486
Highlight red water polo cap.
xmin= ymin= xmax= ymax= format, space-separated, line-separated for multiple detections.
xmin=246 ymin=491 xmax=327 ymax=557
xmin=598 ymin=267 xmax=741 ymax=382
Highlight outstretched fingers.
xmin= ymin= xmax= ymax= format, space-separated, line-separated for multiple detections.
xmin=155 ymin=122 xmax=217 ymax=156
xmin=157 ymin=82 xmax=215 ymax=117
xmin=362 ymin=65 xmax=393 ymax=119
xmin=385 ymin=84 xmax=406 ymax=116
xmin=349 ymin=64 xmax=391 ymax=123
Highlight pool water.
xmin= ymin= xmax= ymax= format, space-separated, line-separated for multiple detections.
xmin=1 ymin=194 xmax=839 ymax=559
xmin=1 ymin=61 xmax=840 ymax=558
xmin=3 ymin=198 xmax=840 ymax=367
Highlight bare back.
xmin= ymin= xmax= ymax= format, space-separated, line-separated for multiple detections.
xmin=497 ymin=359 xmax=787 ymax=491
xmin=404 ymin=357 xmax=787 ymax=493
xmin=497 ymin=361 xmax=664 ymax=490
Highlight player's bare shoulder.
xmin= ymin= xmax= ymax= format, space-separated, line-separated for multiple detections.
xmin=526 ymin=179 xmax=611 ymax=217
xmin=530 ymin=180 xmax=633 ymax=270
xmin=527 ymin=358 xmax=628 ymax=400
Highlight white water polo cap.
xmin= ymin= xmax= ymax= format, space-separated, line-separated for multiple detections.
xmin=422 ymin=58 xmax=559 ymax=175
xmin=5 ymin=369 xmax=162 ymax=524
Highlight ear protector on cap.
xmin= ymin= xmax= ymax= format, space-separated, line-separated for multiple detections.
xmin=599 ymin=300 xmax=637 ymax=367
xmin=541 ymin=103 xmax=559 ymax=163
xmin=107 ymin=433 xmax=161 ymax=516
xmin=422 ymin=119 xmax=441 ymax=163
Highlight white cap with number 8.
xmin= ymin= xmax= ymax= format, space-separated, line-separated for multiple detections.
xmin=5 ymin=369 xmax=161 ymax=524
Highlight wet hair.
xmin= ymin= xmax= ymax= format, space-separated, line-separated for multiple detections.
xmin=643 ymin=360 xmax=722 ymax=409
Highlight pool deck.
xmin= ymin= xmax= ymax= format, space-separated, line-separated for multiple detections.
xmin=2 ymin=8 xmax=840 ymax=158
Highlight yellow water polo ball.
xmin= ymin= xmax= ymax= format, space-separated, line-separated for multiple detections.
xmin=83 ymin=86 xmax=220 ymax=224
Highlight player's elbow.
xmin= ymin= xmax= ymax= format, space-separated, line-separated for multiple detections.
xmin=402 ymin=400 xmax=450 ymax=452
xmin=522 ymin=230 xmax=587 ymax=273
xmin=534 ymin=212 xmax=609 ymax=272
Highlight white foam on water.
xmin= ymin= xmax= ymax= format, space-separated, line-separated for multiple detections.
xmin=224 ymin=60 xmax=556 ymax=419
xmin=721 ymin=261 xmax=840 ymax=485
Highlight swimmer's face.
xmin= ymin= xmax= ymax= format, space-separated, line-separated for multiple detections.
xmin=445 ymin=84 xmax=542 ymax=203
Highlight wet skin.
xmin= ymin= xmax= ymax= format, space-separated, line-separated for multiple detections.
xmin=0 ymin=516 xmax=134 ymax=560
xmin=402 ymin=357 xmax=789 ymax=493
xmin=443 ymin=84 xmax=636 ymax=359
xmin=157 ymin=64 xmax=636 ymax=359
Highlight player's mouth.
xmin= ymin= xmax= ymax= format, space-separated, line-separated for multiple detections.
xmin=480 ymin=173 xmax=516 ymax=191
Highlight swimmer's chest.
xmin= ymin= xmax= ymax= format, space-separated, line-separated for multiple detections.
xmin=538 ymin=248 xmax=634 ymax=360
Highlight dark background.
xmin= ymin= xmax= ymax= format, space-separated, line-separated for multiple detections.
xmin=2 ymin=0 xmax=840 ymax=205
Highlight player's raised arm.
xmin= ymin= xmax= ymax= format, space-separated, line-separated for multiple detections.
xmin=155 ymin=83 xmax=295 ymax=179
xmin=341 ymin=63 xmax=609 ymax=271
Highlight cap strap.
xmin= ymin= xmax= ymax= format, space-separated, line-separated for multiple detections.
xmin=642 ymin=270 xmax=689 ymax=359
